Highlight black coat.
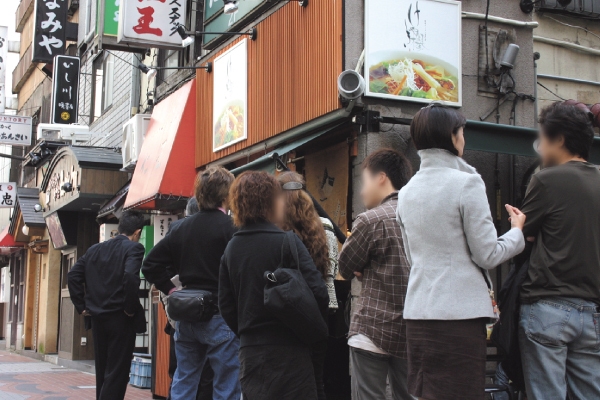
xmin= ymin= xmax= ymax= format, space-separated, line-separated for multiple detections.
xmin=491 ymin=244 xmax=532 ymax=391
xmin=68 ymin=235 xmax=145 ymax=318
xmin=219 ymin=222 xmax=329 ymax=348
xmin=142 ymin=210 xmax=237 ymax=295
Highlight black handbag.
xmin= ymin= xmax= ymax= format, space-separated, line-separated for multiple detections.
xmin=166 ymin=289 xmax=218 ymax=322
xmin=263 ymin=231 xmax=328 ymax=345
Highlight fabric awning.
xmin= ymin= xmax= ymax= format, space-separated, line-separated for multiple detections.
xmin=231 ymin=123 xmax=345 ymax=175
xmin=0 ymin=227 xmax=24 ymax=255
xmin=124 ymin=80 xmax=197 ymax=210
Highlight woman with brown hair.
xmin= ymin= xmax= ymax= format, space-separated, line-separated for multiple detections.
xmin=277 ymin=171 xmax=339 ymax=400
xmin=219 ymin=171 xmax=329 ymax=400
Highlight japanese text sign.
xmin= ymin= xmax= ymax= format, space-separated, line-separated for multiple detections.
xmin=0 ymin=183 xmax=16 ymax=209
xmin=118 ymin=0 xmax=187 ymax=49
xmin=104 ymin=0 xmax=121 ymax=36
xmin=0 ymin=115 xmax=32 ymax=146
xmin=0 ymin=27 xmax=7 ymax=114
xmin=33 ymin=0 xmax=67 ymax=63
xmin=51 ymin=55 xmax=80 ymax=124
xmin=152 ymin=214 xmax=178 ymax=245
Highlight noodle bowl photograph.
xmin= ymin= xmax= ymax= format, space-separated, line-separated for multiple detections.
xmin=368 ymin=51 xmax=459 ymax=104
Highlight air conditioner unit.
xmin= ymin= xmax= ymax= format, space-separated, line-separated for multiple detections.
xmin=36 ymin=123 xmax=92 ymax=145
xmin=122 ymin=114 xmax=151 ymax=171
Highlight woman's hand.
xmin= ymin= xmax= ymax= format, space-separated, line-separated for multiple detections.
xmin=505 ymin=204 xmax=526 ymax=230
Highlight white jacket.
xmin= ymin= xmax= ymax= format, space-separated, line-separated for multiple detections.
xmin=397 ymin=149 xmax=525 ymax=320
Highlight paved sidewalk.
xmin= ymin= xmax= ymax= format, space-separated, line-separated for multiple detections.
xmin=0 ymin=350 xmax=152 ymax=400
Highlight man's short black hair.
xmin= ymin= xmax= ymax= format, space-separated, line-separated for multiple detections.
xmin=410 ymin=104 xmax=466 ymax=156
xmin=118 ymin=210 xmax=146 ymax=236
xmin=539 ymin=102 xmax=595 ymax=160
xmin=363 ymin=148 xmax=412 ymax=190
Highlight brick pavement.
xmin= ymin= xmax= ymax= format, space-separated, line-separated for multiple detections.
xmin=0 ymin=350 xmax=153 ymax=400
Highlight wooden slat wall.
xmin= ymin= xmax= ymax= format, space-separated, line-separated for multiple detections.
xmin=196 ymin=0 xmax=343 ymax=168
xmin=154 ymin=306 xmax=171 ymax=398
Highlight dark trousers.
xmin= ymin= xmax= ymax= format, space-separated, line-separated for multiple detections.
xmin=311 ymin=340 xmax=328 ymax=400
xmin=91 ymin=311 xmax=136 ymax=400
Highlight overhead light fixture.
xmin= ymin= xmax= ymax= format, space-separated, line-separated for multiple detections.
xmin=176 ymin=24 xmax=257 ymax=48
xmin=223 ymin=0 xmax=239 ymax=14
xmin=22 ymin=225 xmax=29 ymax=236
xmin=33 ymin=204 xmax=43 ymax=213
xmin=337 ymin=70 xmax=366 ymax=100
xmin=500 ymin=44 xmax=520 ymax=69
xmin=138 ymin=62 xmax=213 ymax=82
xmin=62 ymin=182 xmax=73 ymax=192
xmin=520 ymin=0 xmax=569 ymax=12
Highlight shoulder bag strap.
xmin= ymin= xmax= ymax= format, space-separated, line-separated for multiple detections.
xmin=285 ymin=231 xmax=300 ymax=270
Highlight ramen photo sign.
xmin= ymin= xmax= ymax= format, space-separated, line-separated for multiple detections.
xmin=365 ymin=0 xmax=462 ymax=106
xmin=213 ymin=39 xmax=248 ymax=152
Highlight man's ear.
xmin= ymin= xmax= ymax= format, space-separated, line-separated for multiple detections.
xmin=377 ymin=171 xmax=388 ymax=186
xmin=134 ymin=229 xmax=142 ymax=238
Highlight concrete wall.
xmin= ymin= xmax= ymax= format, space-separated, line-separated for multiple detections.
xmin=345 ymin=0 xmax=539 ymax=289
xmin=36 ymin=232 xmax=61 ymax=354
xmin=77 ymin=51 xmax=140 ymax=149
xmin=534 ymin=13 xmax=600 ymax=110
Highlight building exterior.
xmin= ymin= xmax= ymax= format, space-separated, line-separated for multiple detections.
xmin=0 ymin=0 xmax=599 ymax=397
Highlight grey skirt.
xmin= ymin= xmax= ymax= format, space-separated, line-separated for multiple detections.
xmin=406 ymin=318 xmax=488 ymax=400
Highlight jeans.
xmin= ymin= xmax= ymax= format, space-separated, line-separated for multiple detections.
xmin=350 ymin=347 xmax=414 ymax=400
xmin=492 ymin=363 xmax=512 ymax=400
xmin=172 ymin=315 xmax=241 ymax=400
xmin=519 ymin=297 xmax=600 ymax=400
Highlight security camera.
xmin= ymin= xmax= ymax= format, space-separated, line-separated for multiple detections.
xmin=337 ymin=70 xmax=366 ymax=100
xmin=500 ymin=44 xmax=520 ymax=69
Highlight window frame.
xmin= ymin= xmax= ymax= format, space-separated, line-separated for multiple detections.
xmin=90 ymin=51 xmax=115 ymax=122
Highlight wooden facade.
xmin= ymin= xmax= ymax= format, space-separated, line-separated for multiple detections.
xmin=196 ymin=0 xmax=344 ymax=167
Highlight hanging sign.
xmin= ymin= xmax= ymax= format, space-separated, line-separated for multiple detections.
xmin=33 ymin=0 xmax=68 ymax=63
xmin=213 ymin=39 xmax=248 ymax=152
xmin=0 ymin=115 xmax=32 ymax=146
xmin=365 ymin=0 xmax=462 ymax=106
xmin=118 ymin=0 xmax=187 ymax=49
xmin=0 ymin=27 xmax=7 ymax=114
xmin=152 ymin=214 xmax=178 ymax=245
xmin=0 ymin=183 xmax=16 ymax=208
xmin=51 ymin=55 xmax=80 ymax=124
xmin=104 ymin=0 xmax=121 ymax=36
xmin=202 ymin=0 xmax=267 ymax=48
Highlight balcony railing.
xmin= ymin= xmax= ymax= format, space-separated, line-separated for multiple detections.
xmin=15 ymin=0 xmax=34 ymax=33
xmin=12 ymin=45 xmax=36 ymax=94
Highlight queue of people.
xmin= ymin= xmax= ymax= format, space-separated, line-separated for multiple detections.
xmin=67 ymin=100 xmax=600 ymax=400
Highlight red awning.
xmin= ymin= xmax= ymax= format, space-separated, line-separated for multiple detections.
xmin=124 ymin=80 xmax=197 ymax=210
xmin=0 ymin=226 xmax=24 ymax=255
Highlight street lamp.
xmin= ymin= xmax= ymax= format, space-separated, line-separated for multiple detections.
xmin=223 ymin=0 xmax=239 ymax=14
xmin=175 ymin=24 xmax=257 ymax=48
xmin=138 ymin=62 xmax=213 ymax=82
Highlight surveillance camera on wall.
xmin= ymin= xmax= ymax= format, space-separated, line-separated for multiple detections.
xmin=500 ymin=44 xmax=520 ymax=69
xmin=337 ymin=70 xmax=366 ymax=100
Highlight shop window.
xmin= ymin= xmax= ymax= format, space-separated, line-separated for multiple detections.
xmin=61 ymin=251 xmax=76 ymax=290
xmin=91 ymin=52 xmax=115 ymax=122
xmin=135 ymin=279 xmax=151 ymax=352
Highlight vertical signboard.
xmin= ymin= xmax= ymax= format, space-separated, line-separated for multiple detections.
xmin=104 ymin=0 xmax=121 ymax=36
xmin=51 ymin=55 xmax=80 ymax=124
xmin=0 ymin=27 xmax=7 ymax=114
xmin=118 ymin=0 xmax=186 ymax=48
xmin=0 ymin=115 xmax=32 ymax=146
xmin=213 ymin=39 xmax=248 ymax=152
xmin=203 ymin=0 xmax=266 ymax=47
xmin=0 ymin=183 xmax=16 ymax=208
xmin=365 ymin=0 xmax=462 ymax=106
xmin=33 ymin=0 xmax=68 ymax=63
xmin=152 ymin=214 xmax=178 ymax=245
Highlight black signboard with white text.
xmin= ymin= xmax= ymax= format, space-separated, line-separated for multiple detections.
xmin=51 ymin=55 xmax=80 ymax=124
xmin=33 ymin=0 xmax=67 ymax=63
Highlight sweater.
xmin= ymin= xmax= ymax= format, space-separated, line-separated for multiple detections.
xmin=397 ymin=149 xmax=525 ymax=320
xmin=142 ymin=210 xmax=237 ymax=295
xmin=219 ymin=222 xmax=329 ymax=348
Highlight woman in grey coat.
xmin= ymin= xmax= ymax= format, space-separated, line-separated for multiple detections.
xmin=396 ymin=105 xmax=526 ymax=400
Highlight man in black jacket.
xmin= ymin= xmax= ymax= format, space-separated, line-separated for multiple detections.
xmin=142 ymin=167 xmax=240 ymax=400
xmin=68 ymin=210 xmax=146 ymax=400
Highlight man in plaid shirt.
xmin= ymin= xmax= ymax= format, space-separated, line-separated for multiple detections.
xmin=339 ymin=149 xmax=413 ymax=400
